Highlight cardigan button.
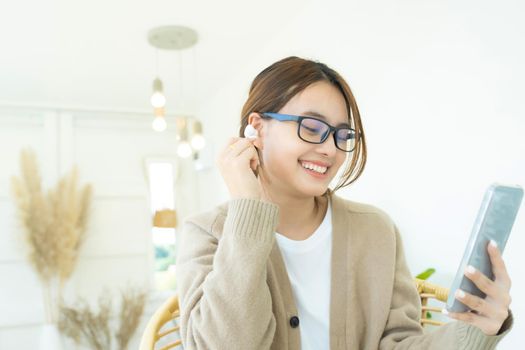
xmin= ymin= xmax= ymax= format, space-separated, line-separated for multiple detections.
xmin=289 ymin=316 xmax=300 ymax=328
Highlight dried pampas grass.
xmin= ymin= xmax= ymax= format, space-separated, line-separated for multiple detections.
xmin=58 ymin=287 xmax=147 ymax=350
xmin=48 ymin=166 xmax=92 ymax=282
xmin=58 ymin=290 xmax=112 ymax=350
xmin=115 ymin=286 xmax=147 ymax=350
xmin=11 ymin=149 xmax=92 ymax=322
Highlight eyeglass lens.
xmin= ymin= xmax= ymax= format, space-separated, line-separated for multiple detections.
xmin=299 ymin=118 xmax=356 ymax=152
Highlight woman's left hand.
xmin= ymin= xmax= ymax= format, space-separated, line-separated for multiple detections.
xmin=445 ymin=240 xmax=512 ymax=336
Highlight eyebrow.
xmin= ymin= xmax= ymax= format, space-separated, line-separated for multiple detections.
xmin=301 ymin=110 xmax=350 ymax=128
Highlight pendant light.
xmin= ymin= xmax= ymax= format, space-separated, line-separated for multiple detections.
xmin=147 ymin=25 xmax=206 ymax=158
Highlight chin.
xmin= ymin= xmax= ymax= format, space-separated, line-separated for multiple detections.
xmin=299 ymin=183 xmax=330 ymax=198
xmin=299 ymin=174 xmax=334 ymax=196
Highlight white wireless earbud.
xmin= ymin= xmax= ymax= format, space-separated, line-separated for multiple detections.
xmin=244 ymin=124 xmax=258 ymax=139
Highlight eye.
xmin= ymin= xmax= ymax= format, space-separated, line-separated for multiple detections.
xmin=336 ymin=129 xmax=356 ymax=141
xmin=301 ymin=124 xmax=322 ymax=134
xmin=300 ymin=118 xmax=325 ymax=134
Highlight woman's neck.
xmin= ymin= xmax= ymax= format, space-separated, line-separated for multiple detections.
xmin=262 ymin=189 xmax=329 ymax=241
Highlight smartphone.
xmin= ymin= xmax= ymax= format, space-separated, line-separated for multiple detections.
xmin=446 ymin=183 xmax=523 ymax=313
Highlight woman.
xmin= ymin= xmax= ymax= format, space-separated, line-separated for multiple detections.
xmin=176 ymin=56 xmax=513 ymax=349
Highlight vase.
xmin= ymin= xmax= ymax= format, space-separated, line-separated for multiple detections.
xmin=38 ymin=323 xmax=63 ymax=350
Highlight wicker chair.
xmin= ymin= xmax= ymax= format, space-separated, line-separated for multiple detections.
xmin=414 ymin=278 xmax=450 ymax=326
xmin=139 ymin=295 xmax=182 ymax=350
xmin=140 ymin=279 xmax=449 ymax=349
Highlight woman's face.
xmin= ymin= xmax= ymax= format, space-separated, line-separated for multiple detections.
xmin=257 ymin=81 xmax=349 ymax=199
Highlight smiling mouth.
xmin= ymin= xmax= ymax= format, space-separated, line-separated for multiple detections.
xmin=299 ymin=161 xmax=328 ymax=174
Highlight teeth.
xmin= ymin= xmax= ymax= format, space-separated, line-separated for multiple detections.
xmin=300 ymin=161 xmax=327 ymax=174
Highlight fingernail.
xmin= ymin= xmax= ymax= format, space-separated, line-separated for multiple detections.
xmin=456 ymin=289 xmax=466 ymax=299
xmin=490 ymin=240 xmax=498 ymax=248
xmin=466 ymin=265 xmax=476 ymax=274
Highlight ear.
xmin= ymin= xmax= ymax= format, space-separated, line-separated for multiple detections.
xmin=247 ymin=112 xmax=265 ymax=149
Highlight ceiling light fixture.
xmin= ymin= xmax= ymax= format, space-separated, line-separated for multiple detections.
xmin=147 ymin=25 xmax=198 ymax=130
xmin=147 ymin=25 xmax=207 ymax=159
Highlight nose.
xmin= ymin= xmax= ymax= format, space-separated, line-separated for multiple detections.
xmin=315 ymin=131 xmax=338 ymax=157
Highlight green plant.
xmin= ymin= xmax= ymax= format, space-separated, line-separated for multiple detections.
xmin=416 ymin=268 xmax=435 ymax=281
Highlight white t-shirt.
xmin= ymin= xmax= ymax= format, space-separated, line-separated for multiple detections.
xmin=275 ymin=199 xmax=332 ymax=350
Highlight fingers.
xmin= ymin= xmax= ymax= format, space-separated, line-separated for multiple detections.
xmin=447 ymin=286 xmax=508 ymax=336
xmin=217 ymin=137 xmax=236 ymax=159
xmin=217 ymin=137 xmax=260 ymax=174
xmin=453 ymin=288 xmax=498 ymax=317
xmin=464 ymin=265 xmax=496 ymax=301
xmin=464 ymin=264 xmax=511 ymax=309
xmin=216 ymin=136 xmax=262 ymax=199
xmin=444 ymin=239 xmax=513 ymax=336
xmin=223 ymin=137 xmax=256 ymax=158
xmin=217 ymin=138 xmax=253 ymax=166
xmin=488 ymin=240 xmax=512 ymax=289
xmin=236 ymin=143 xmax=260 ymax=170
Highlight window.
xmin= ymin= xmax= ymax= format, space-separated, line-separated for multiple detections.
xmin=146 ymin=160 xmax=178 ymax=291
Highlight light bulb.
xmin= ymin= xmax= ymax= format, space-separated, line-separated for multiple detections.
xmin=191 ymin=134 xmax=206 ymax=150
xmin=150 ymin=91 xmax=166 ymax=108
xmin=152 ymin=116 xmax=167 ymax=132
xmin=177 ymin=141 xmax=193 ymax=158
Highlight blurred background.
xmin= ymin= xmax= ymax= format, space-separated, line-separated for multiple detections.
xmin=1 ymin=0 xmax=524 ymax=348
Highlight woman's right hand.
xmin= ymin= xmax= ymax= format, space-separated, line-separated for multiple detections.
xmin=216 ymin=137 xmax=262 ymax=200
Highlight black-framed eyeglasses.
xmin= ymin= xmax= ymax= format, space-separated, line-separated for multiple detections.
xmin=259 ymin=112 xmax=357 ymax=152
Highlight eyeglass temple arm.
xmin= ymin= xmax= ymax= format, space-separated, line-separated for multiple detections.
xmin=260 ymin=112 xmax=300 ymax=122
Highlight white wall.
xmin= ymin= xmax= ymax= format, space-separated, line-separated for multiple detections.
xmin=0 ymin=106 xmax=197 ymax=349
xmin=195 ymin=0 xmax=525 ymax=348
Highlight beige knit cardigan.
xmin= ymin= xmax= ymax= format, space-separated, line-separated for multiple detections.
xmin=176 ymin=193 xmax=512 ymax=349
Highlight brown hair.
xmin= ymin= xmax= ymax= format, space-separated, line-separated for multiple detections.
xmin=239 ymin=56 xmax=367 ymax=192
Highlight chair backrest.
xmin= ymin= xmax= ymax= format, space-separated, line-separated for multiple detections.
xmin=140 ymin=295 xmax=183 ymax=350
xmin=414 ymin=278 xmax=450 ymax=327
